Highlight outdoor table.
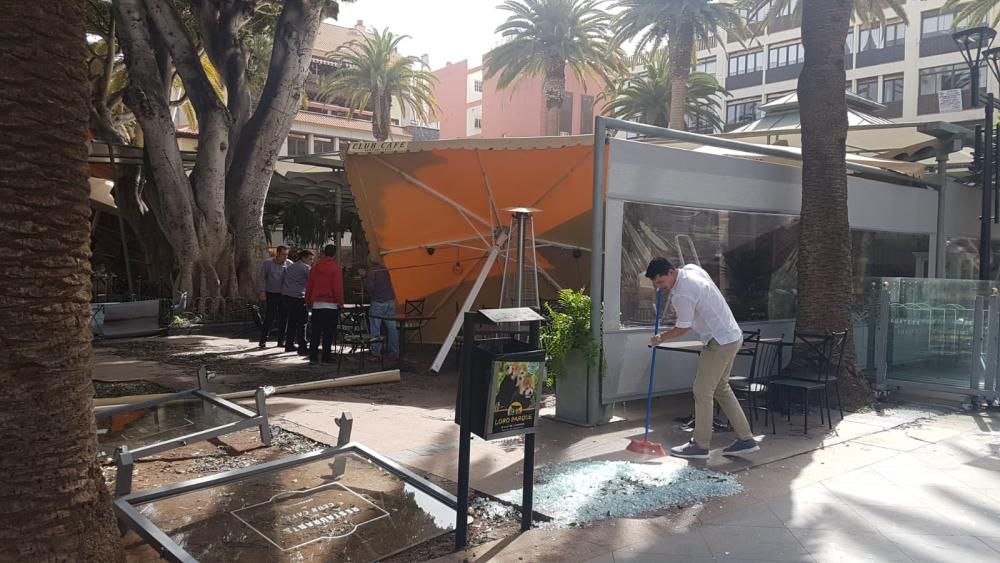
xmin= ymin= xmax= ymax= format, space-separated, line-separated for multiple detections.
xmin=651 ymin=337 xmax=784 ymax=428
xmin=368 ymin=313 xmax=436 ymax=367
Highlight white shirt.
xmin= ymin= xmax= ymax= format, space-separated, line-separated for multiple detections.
xmin=670 ymin=265 xmax=742 ymax=345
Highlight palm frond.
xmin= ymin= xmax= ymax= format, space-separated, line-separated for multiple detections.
xmin=484 ymin=0 xmax=625 ymax=93
xmin=603 ymin=49 xmax=727 ymax=131
xmin=943 ymin=0 xmax=1000 ymax=29
xmin=316 ymin=27 xmax=439 ymax=140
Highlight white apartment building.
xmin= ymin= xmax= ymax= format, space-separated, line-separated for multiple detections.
xmin=689 ymin=0 xmax=1000 ymax=133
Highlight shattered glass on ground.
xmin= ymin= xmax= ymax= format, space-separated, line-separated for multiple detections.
xmin=499 ymin=461 xmax=742 ymax=528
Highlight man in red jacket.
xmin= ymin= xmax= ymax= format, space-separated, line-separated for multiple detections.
xmin=305 ymin=244 xmax=345 ymax=365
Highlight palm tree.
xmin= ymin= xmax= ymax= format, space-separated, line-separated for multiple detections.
xmin=484 ymin=0 xmax=625 ymax=136
xmin=943 ymin=0 xmax=1000 ymax=28
xmin=0 ymin=1 xmax=122 ymax=560
xmin=611 ymin=0 xmax=742 ymax=130
xmin=604 ymin=49 xmax=728 ymax=131
xmin=739 ymin=0 xmax=903 ymax=399
xmin=318 ymin=28 xmax=439 ymax=142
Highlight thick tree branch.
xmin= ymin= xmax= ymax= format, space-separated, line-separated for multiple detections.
xmin=112 ymin=0 xmax=199 ymax=255
xmin=141 ymin=0 xmax=225 ymax=120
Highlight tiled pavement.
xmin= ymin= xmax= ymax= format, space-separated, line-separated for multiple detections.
xmin=430 ymin=410 xmax=1000 ymax=563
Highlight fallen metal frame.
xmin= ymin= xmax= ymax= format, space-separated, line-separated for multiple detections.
xmin=113 ymin=438 xmax=457 ymax=563
xmin=98 ymin=369 xmax=273 ymax=496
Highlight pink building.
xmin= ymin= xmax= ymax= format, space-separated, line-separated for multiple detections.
xmin=432 ymin=59 xmax=605 ymax=139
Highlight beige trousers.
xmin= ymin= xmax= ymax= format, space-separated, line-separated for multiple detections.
xmin=693 ymin=338 xmax=754 ymax=448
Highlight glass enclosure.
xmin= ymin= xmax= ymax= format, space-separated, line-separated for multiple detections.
xmin=619 ymin=201 xmax=930 ymax=328
xmin=865 ymin=277 xmax=996 ymax=390
xmin=133 ymin=451 xmax=456 ymax=562
xmin=96 ymin=397 xmax=245 ymax=458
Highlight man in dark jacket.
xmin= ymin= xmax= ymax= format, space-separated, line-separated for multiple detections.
xmin=305 ymin=245 xmax=345 ymax=365
xmin=281 ymin=249 xmax=314 ymax=354
xmin=360 ymin=257 xmax=398 ymax=360
xmin=258 ymin=246 xmax=291 ymax=348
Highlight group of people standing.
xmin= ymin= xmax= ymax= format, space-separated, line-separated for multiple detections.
xmin=257 ymin=245 xmax=399 ymax=365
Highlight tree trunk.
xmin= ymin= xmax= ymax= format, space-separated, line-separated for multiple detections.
xmin=372 ymin=92 xmax=390 ymax=141
xmin=667 ymin=16 xmax=695 ymax=130
xmin=543 ymin=56 xmax=566 ymax=136
xmin=797 ymin=0 xmax=861 ymax=398
xmin=114 ymin=0 xmax=333 ymax=302
xmin=0 ymin=2 xmax=122 ymax=560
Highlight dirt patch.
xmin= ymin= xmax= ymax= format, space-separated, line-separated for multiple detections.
xmin=93 ymin=379 xmax=178 ymax=398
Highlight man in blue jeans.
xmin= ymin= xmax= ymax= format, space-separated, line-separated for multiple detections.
xmin=361 ymin=257 xmax=398 ymax=360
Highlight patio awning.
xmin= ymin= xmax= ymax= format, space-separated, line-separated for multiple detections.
xmin=343 ymin=136 xmax=597 ymax=350
xmin=692 ymin=145 xmax=928 ymax=178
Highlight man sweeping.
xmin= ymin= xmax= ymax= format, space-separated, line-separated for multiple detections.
xmin=645 ymin=257 xmax=759 ymax=460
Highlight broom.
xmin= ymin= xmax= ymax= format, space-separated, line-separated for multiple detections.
xmin=626 ymin=287 xmax=668 ymax=456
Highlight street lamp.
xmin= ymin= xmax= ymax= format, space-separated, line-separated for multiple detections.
xmin=954 ymin=27 xmax=996 ymax=106
xmin=953 ymin=27 xmax=999 ymax=280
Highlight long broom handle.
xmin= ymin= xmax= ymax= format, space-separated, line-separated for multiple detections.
xmin=644 ymin=288 xmax=663 ymax=442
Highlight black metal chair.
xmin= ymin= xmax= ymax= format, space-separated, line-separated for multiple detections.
xmin=770 ymin=331 xmax=846 ymax=434
xmin=404 ymin=299 xmax=427 ymax=345
xmin=729 ymin=329 xmax=763 ymax=385
xmin=731 ymin=337 xmax=783 ymax=434
xmin=337 ymin=308 xmax=384 ymax=372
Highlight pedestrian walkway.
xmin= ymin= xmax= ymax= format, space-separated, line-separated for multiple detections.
xmin=430 ymin=410 xmax=1000 ymax=563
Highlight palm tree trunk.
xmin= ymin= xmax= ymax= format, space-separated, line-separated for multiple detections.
xmin=543 ymin=56 xmax=566 ymax=136
xmin=0 ymin=2 xmax=123 ymax=560
xmin=667 ymin=16 xmax=695 ymax=130
xmin=797 ymin=0 xmax=859 ymax=393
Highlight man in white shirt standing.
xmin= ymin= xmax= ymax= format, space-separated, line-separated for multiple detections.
xmin=646 ymin=257 xmax=759 ymax=459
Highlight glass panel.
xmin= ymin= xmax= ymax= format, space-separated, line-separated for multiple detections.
xmin=97 ymin=396 xmax=246 ymax=458
xmin=134 ymin=451 xmax=456 ymax=562
xmin=619 ymin=202 xmax=799 ymax=326
xmin=944 ymin=237 xmax=1000 ymax=281
xmin=873 ymin=277 xmax=994 ymax=389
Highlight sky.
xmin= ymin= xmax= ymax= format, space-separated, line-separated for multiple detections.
xmin=336 ymin=0 xmax=509 ymax=70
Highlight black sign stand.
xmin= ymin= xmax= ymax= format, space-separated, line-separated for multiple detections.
xmin=456 ymin=308 xmax=543 ymax=550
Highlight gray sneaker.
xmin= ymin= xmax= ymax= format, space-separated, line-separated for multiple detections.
xmin=670 ymin=440 xmax=710 ymax=460
xmin=723 ymin=438 xmax=760 ymax=455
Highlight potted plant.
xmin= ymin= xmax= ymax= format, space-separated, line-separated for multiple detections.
xmin=542 ymin=289 xmax=600 ymax=425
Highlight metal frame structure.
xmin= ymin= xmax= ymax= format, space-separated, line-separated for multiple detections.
xmin=113 ymin=440 xmax=457 ymax=563
xmin=98 ymin=368 xmax=273 ymax=496
xmin=588 ymin=116 xmax=931 ymax=425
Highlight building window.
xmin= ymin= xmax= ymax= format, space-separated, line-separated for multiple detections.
xmin=313 ymin=136 xmax=336 ymax=154
xmin=728 ymin=51 xmax=762 ymax=77
xmin=846 ymin=80 xmax=853 ymax=92
xmin=694 ymin=57 xmax=717 ymax=75
xmin=859 ymin=26 xmax=882 ymax=52
xmin=883 ymin=75 xmax=904 ymax=103
xmin=473 ymin=117 xmax=482 ymax=129
xmin=768 ymin=43 xmax=804 ymax=69
xmin=919 ymin=63 xmax=982 ymax=95
xmin=846 ymin=29 xmax=854 ymax=54
xmin=726 ymin=98 xmax=759 ymax=125
xmin=687 ymin=105 xmax=715 ymax=134
xmin=580 ymin=95 xmax=595 ymax=135
xmin=474 ymin=79 xmax=483 ymax=93
xmin=921 ymin=10 xmax=955 ymax=38
xmin=856 ymin=77 xmax=878 ymax=101
xmin=286 ymin=133 xmax=307 ymax=156
xmin=884 ymin=21 xmax=905 ymax=48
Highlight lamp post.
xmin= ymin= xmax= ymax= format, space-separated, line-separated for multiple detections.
xmin=953 ymin=27 xmax=999 ymax=280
